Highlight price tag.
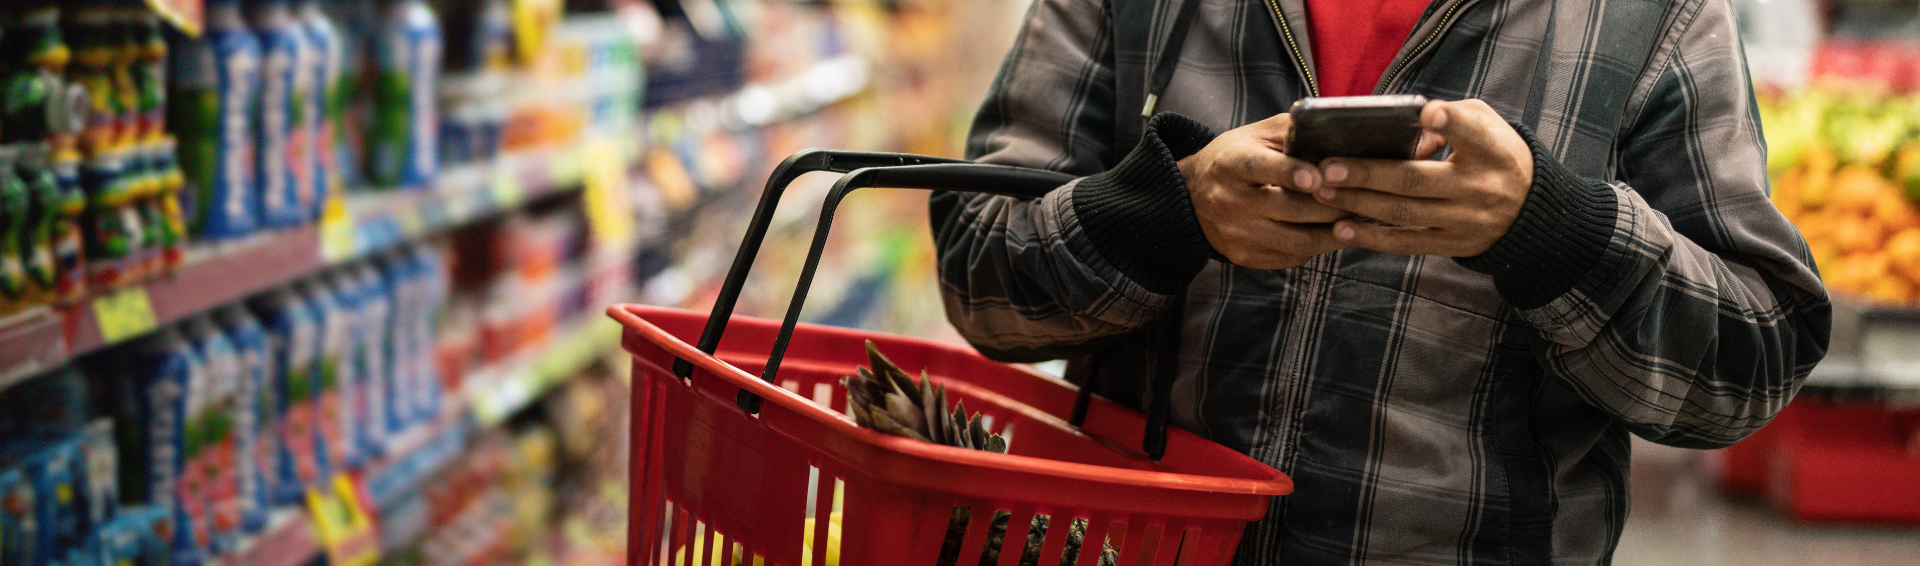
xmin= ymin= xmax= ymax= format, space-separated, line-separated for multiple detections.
xmin=582 ymin=139 xmax=637 ymax=247
xmin=319 ymin=192 xmax=357 ymax=261
xmin=92 ymin=287 xmax=157 ymax=344
xmin=305 ymin=475 xmax=379 ymax=566
xmin=491 ymin=164 xmax=524 ymax=211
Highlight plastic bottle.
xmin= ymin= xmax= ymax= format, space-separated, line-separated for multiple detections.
xmin=80 ymin=147 xmax=144 ymax=289
xmin=131 ymin=10 xmax=184 ymax=272
xmin=371 ymin=0 xmax=442 ymax=190
xmin=66 ymin=6 xmax=123 ymax=159
xmin=16 ymin=145 xmax=62 ymax=305
xmin=410 ymin=243 xmax=446 ymax=419
xmin=323 ymin=0 xmax=377 ymax=191
xmin=248 ymin=0 xmax=309 ymax=228
xmin=325 ymin=269 xmax=380 ymax=462
xmin=171 ymin=0 xmax=259 ymax=241
xmin=0 ymin=3 xmax=91 ymax=304
xmin=246 ymin=288 xmax=325 ymax=505
xmin=374 ymin=251 xmax=419 ymax=432
xmin=214 ymin=305 xmax=275 ymax=536
xmin=180 ymin=315 xmax=250 ymax=553
xmin=349 ymin=262 xmax=395 ymax=446
xmin=113 ymin=329 xmax=211 ymax=565
xmin=299 ymin=277 xmax=359 ymax=474
xmin=0 ymin=148 xmax=32 ymax=306
xmin=298 ymin=0 xmax=341 ymax=220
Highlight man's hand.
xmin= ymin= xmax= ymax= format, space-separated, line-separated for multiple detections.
xmin=1300 ymin=99 xmax=1534 ymax=258
xmin=1180 ymin=113 xmax=1349 ymax=270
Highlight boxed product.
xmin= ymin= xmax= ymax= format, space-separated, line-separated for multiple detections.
xmin=2 ymin=433 xmax=84 ymax=566
xmin=180 ymin=315 xmax=251 ymax=551
xmin=1 ymin=464 xmax=40 ymax=566
xmin=214 ymin=304 xmax=276 ymax=534
xmin=110 ymin=328 xmax=212 ymax=564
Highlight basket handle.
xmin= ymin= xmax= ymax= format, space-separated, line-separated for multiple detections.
xmin=685 ymin=150 xmax=1184 ymax=461
xmin=673 ymin=150 xmax=969 ymax=381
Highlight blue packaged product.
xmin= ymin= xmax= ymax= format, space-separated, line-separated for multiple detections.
xmin=299 ymin=278 xmax=359 ymax=474
xmin=297 ymin=0 xmax=341 ymax=220
xmin=1 ymin=466 xmax=39 ymax=566
xmin=370 ymin=0 xmax=441 ymax=189
xmin=351 ymin=262 xmax=397 ymax=442
xmin=411 ymin=244 xmax=447 ymax=419
xmin=325 ymin=269 xmax=380 ymax=461
xmin=374 ymin=251 xmax=420 ymax=432
xmin=4 ymin=434 xmax=84 ymax=565
xmin=77 ymin=419 xmax=119 ymax=539
xmin=214 ymin=305 xmax=275 ymax=535
xmin=246 ymin=288 xmax=325 ymax=505
xmin=172 ymin=0 xmax=260 ymax=240
xmin=179 ymin=316 xmax=249 ymax=553
xmin=114 ymin=328 xmax=212 ymax=565
xmin=247 ymin=0 xmax=308 ymax=228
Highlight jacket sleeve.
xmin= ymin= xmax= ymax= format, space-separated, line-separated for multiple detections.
xmin=1457 ymin=0 xmax=1832 ymax=449
xmin=931 ymin=0 xmax=1219 ymax=362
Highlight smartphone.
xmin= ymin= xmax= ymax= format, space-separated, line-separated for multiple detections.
xmin=1285 ymin=94 xmax=1429 ymax=164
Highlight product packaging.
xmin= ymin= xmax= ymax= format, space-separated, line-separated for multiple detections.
xmin=370 ymin=0 xmax=442 ymax=189
xmin=248 ymin=288 xmax=325 ymax=505
xmin=298 ymin=0 xmax=342 ymax=220
xmin=0 ymin=466 xmax=37 ymax=566
xmin=111 ymin=328 xmax=211 ymax=564
xmin=248 ymin=0 xmax=311 ymax=228
xmin=300 ymin=277 xmax=360 ymax=475
xmin=78 ymin=418 xmax=119 ymax=539
xmin=349 ymin=262 xmax=396 ymax=448
xmin=171 ymin=0 xmax=260 ymax=241
xmin=215 ymin=304 xmax=276 ymax=535
xmin=180 ymin=315 xmax=251 ymax=552
xmin=0 ymin=434 xmax=83 ymax=565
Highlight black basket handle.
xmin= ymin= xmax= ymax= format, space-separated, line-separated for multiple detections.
xmin=678 ymin=149 xmax=1180 ymax=460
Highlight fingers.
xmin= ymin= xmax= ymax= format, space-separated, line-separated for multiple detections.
xmin=1312 ymin=187 xmax=1452 ymax=227
xmin=1332 ymin=219 xmax=1483 ymax=257
xmin=1315 ymin=157 xmax=1450 ymax=198
xmin=1217 ymin=143 xmax=1322 ymax=192
xmin=1218 ymin=222 xmax=1347 ymax=270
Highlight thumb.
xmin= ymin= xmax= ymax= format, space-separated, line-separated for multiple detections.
xmin=1422 ymin=99 xmax=1515 ymax=166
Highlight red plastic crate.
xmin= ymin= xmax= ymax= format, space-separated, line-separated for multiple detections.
xmin=1761 ymin=400 xmax=1920 ymax=523
xmin=613 ymin=304 xmax=1293 ymax=566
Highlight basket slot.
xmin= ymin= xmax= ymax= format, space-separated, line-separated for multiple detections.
xmin=805 ymin=473 xmax=842 ymax=566
xmin=1035 ymin=515 xmax=1074 ymax=566
xmin=955 ymin=503 xmax=996 ymax=566
xmin=935 ymin=506 xmax=973 ymax=565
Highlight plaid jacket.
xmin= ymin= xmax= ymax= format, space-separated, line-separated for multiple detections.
xmin=930 ymin=0 xmax=1832 ymax=564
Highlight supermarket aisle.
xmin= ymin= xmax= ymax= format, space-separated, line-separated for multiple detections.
xmin=1616 ymin=439 xmax=1920 ymax=565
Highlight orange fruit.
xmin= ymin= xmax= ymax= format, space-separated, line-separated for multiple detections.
xmin=1829 ymin=165 xmax=1887 ymax=214
xmin=1873 ymin=189 xmax=1920 ymax=232
xmin=1886 ymin=229 xmax=1920 ymax=282
xmin=1832 ymin=215 xmax=1887 ymax=255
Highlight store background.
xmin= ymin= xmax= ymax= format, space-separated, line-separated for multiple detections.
xmin=0 ymin=0 xmax=1915 ymax=564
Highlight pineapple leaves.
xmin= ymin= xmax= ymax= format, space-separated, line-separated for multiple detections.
xmin=844 ymin=340 xmax=1008 ymax=454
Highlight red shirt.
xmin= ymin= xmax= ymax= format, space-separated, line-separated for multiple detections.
xmin=1305 ymin=0 xmax=1431 ymax=97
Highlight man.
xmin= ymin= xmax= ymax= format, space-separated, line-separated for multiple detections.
xmin=931 ymin=0 xmax=1832 ymax=563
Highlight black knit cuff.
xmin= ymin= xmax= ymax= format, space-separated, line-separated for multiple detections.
xmin=1455 ymin=123 xmax=1618 ymax=310
xmin=1071 ymin=112 xmax=1218 ymax=295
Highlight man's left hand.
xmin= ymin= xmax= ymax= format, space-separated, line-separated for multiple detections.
xmin=1298 ymin=98 xmax=1534 ymax=258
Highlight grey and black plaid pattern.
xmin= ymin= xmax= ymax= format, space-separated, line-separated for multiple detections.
xmin=934 ymin=0 xmax=1830 ymax=564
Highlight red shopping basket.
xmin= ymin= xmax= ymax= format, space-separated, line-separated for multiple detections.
xmin=614 ymin=151 xmax=1293 ymax=566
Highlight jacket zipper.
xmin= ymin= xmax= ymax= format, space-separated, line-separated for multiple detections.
xmin=1264 ymin=0 xmax=1319 ymax=97
xmin=1375 ymin=0 xmax=1473 ymax=94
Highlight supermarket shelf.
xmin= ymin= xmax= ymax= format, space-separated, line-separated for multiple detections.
xmin=210 ymin=304 xmax=624 ymax=566
xmin=467 ymin=315 xmax=624 ymax=426
xmin=0 ymin=144 xmax=604 ymax=388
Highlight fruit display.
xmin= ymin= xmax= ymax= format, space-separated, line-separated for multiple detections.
xmin=1761 ymin=41 xmax=1920 ymax=307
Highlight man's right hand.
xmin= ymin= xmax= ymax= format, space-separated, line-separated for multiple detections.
xmin=1179 ymin=113 xmax=1348 ymax=270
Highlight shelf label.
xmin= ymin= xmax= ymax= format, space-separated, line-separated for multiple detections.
xmin=491 ymin=164 xmax=524 ymax=210
xmin=92 ymin=287 xmax=158 ymax=344
xmin=320 ymin=193 xmax=357 ymax=261
xmin=306 ymin=475 xmax=380 ymax=566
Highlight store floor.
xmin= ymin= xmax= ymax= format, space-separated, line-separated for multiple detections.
xmin=1615 ymin=438 xmax=1920 ymax=565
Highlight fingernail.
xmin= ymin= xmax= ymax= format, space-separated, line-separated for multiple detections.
xmin=1336 ymin=224 xmax=1355 ymax=240
xmin=1293 ymin=169 xmax=1313 ymax=190
xmin=1324 ymin=163 xmax=1347 ymax=183
xmin=1318 ymin=187 xmax=1336 ymax=200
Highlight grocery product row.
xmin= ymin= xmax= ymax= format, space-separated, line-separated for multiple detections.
xmin=0 ymin=0 xmax=642 ymax=384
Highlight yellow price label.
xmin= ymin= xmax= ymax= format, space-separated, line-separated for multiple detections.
xmin=93 ymin=287 xmax=158 ymax=344
xmin=491 ymin=166 xmax=524 ymax=210
xmin=306 ymin=475 xmax=379 ymax=566
xmin=142 ymin=0 xmax=203 ymax=37
xmin=319 ymin=192 xmax=356 ymax=261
